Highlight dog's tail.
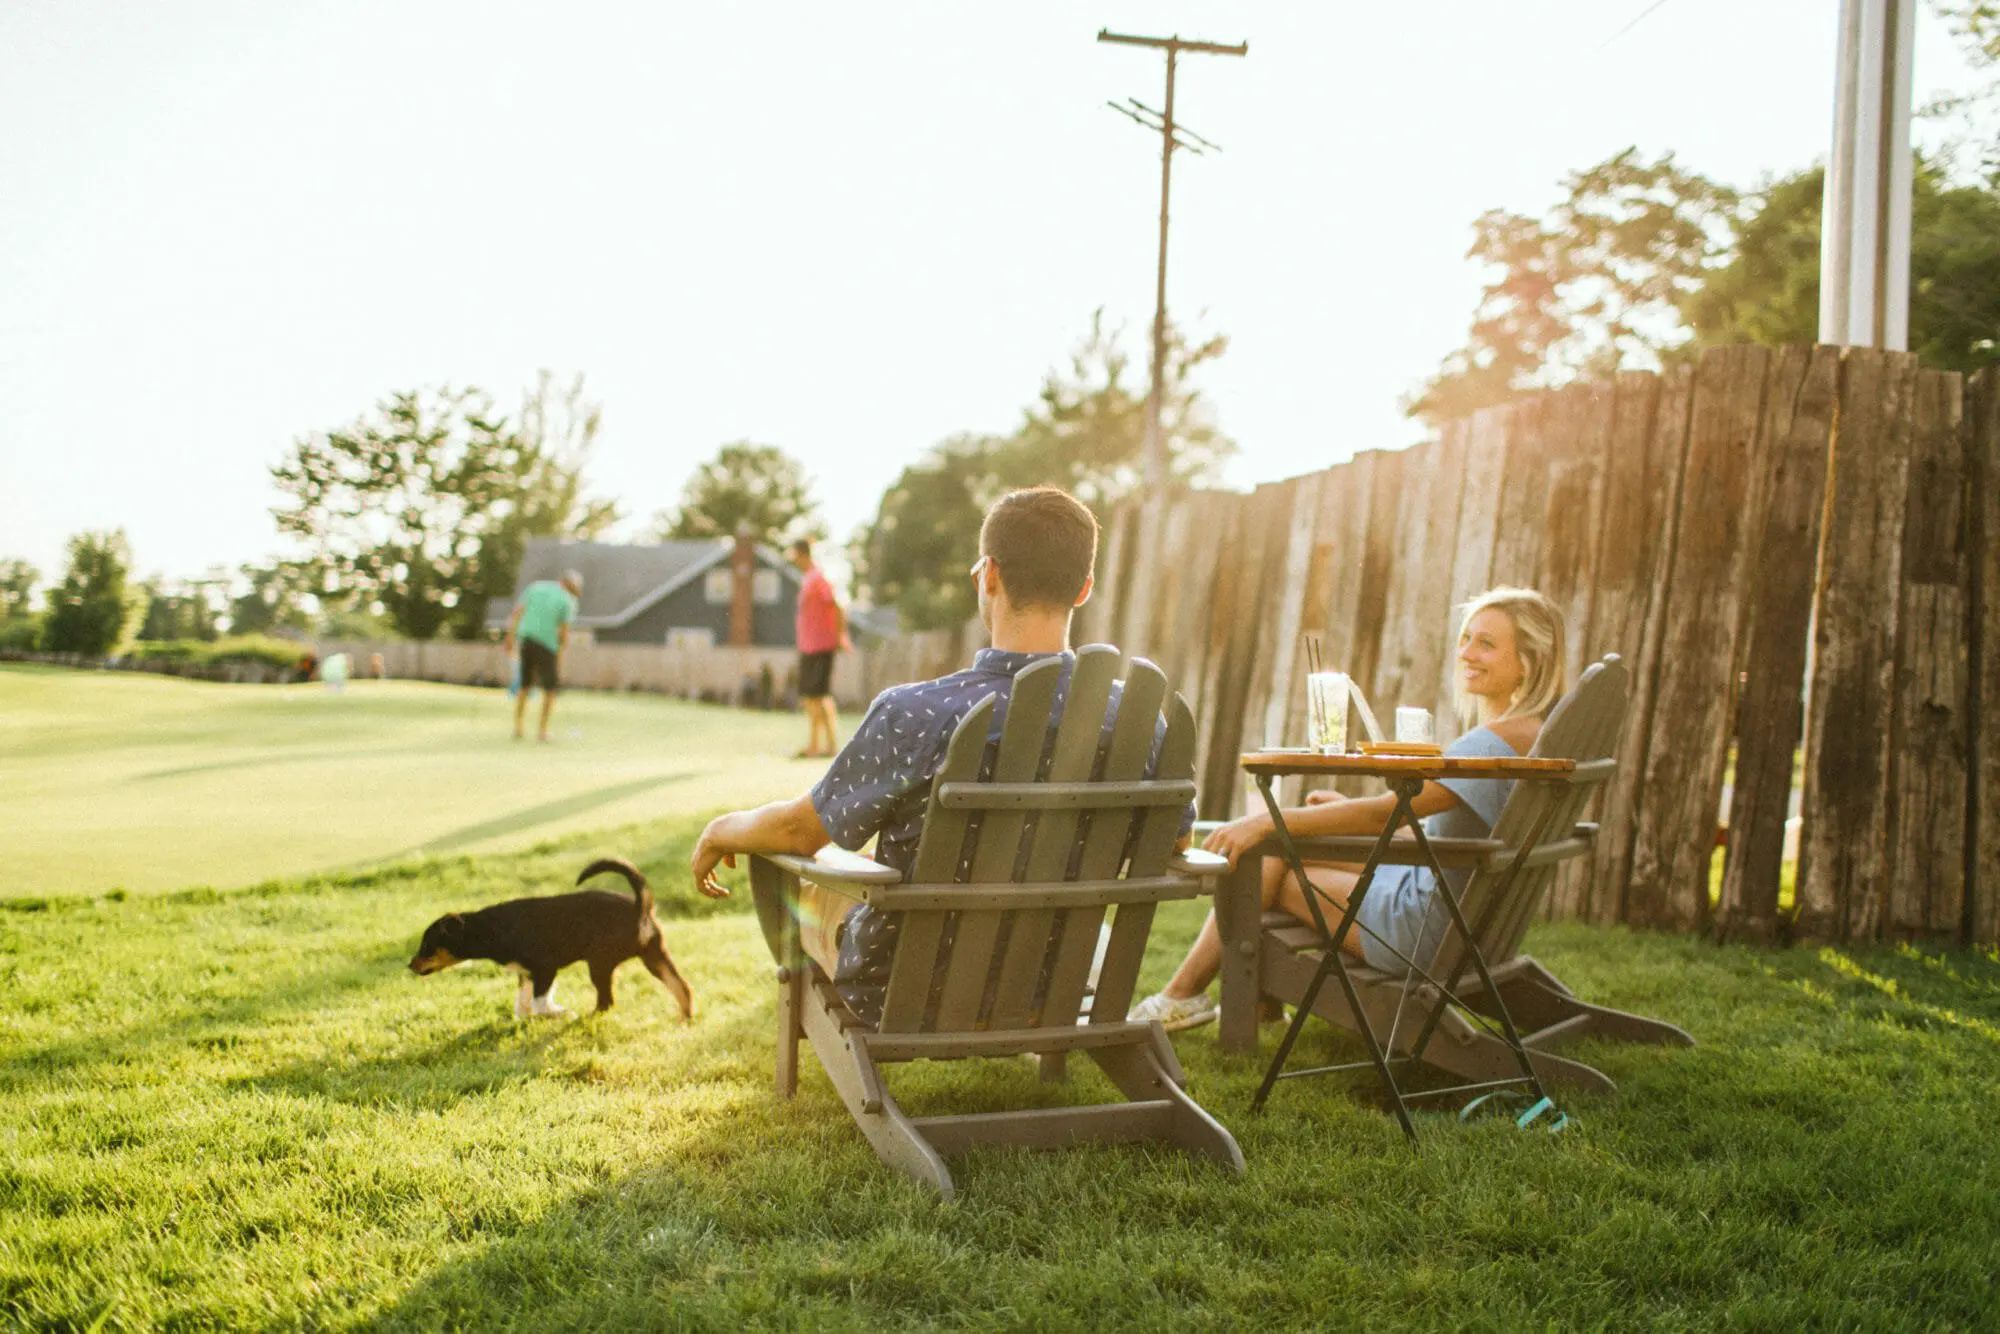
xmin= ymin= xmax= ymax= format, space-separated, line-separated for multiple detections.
xmin=576 ymin=857 xmax=654 ymax=926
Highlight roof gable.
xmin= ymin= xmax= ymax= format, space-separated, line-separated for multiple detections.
xmin=488 ymin=538 xmax=807 ymax=629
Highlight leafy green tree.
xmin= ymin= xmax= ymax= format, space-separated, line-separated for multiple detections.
xmin=459 ymin=371 xmax=620 ymax=638
xmin=852 ymin=312 xmax=1236 ymax=630
xmin=655 ymin=442 xmax=821 ymax=546
xmin=228 ymin=562 xmax=312 ymax=636
xmin=271 ymin=379 xmax=618 ymax=641
xmin=0 ymin=559 xmax=37 ymax=622
xmin=137 ymin=579 xmax=219 ymax=642
xmin=1406 ymin=149 xmax=1741 ymax=426
xmin=1002 ymin=309 xmax=1235 ymax=508
xmin=1684 ymin=163 xmax=2000 ymax=373
xmin=42 ymin=531 xmax=135 ymax=655
xmin=850 ymin=436 xmax=999 ymax=631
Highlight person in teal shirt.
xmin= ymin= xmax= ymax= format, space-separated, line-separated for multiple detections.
xmin=505 ymin=570 xmax=581 ymax=741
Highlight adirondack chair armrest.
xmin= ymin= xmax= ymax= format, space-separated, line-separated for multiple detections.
xmin=759 ymin=847 xmax=905 ymax=905
xmin=1167 ymin=848 xmax=1231 ymax=881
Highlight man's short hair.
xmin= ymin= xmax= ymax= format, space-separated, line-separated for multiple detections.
xmin=789 ymin=537 xmax=812 ymax=558
xmin=561 ymin=569 xmax=584 ymax=591
xmin=978 ymin=486 xmax=1098 ymax=609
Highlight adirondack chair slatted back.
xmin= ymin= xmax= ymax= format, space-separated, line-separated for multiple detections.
xmin=874 ymin=646 xmax=1194 ymax=1035
xmin=1425 ymin=655 xmax=1629 ymax=984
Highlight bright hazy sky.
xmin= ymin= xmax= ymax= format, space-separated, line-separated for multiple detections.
xmin=0 ymin=2 xmax=1984 ymax=589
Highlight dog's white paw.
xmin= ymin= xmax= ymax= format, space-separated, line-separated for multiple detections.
xmin=530 ymin=995 xmax=570 ymax=1019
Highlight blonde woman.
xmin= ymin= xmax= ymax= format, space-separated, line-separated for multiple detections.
xmin=1128 ymin=587 xmax=1570 ymax=1032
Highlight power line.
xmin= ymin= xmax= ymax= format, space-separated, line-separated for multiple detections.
xmin=1096 ymin=29 xmax=1247 ymax=492
xmin=1589 ymin=0 xmax=1676 ymax=55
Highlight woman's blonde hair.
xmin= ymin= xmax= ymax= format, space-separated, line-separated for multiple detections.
xmin=1453 ymin=586 xmax=1568 ymax=728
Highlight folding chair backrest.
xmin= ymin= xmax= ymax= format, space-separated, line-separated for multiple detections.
xmin=875 ymin=645 xmax=1196 ymax=1035
xmin=1427 ymin=655 xmax=1629 ymax=982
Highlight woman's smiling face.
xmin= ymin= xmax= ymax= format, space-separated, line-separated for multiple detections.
xmin=1458 ymin=607 xmax=1526 ymax=710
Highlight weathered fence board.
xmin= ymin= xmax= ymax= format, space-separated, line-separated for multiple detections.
xmin=1376 ymin=424 xmax=1468 ymax=731
xmin=1628 ymin=345 xmax=1773 ymax=932
xmin=1536 ymin=383 xmax=1614 ymax=687
xmin=1488 ymin=396 xmax=1553 ymax=588
xmin=1798 ymin=349 xmax=1919 ymax=942
xmin=1262 ymin=471 xmax=1328 ymax=753
xmin=1433 ymin=405 xmax=1513 ymax=742
xmin=1969 ymin=367 xmax=2000 ymax=946
xmin=1238 ymin=479 xmax=1304 ymax=761
xmin=1580 ymin=371 xmax=1671 ymax=923
xmin=1716 ymin=345 xmax=1838 ymax=942
xmin=1886 ymin=369 xmax=1970 ymax=942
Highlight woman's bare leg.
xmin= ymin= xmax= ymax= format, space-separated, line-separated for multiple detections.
xmin=1158 ymin=858 xmax=1366 ymax=1000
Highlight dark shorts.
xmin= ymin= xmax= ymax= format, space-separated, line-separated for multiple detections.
xmin=519 ymin=639 xmax=559 ymax=692
xmin=798 ymin=650 xmax=833 ymax=699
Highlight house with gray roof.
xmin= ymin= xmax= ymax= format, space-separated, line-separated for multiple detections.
xmin=486 ymin=535 xmax=897 ymax=648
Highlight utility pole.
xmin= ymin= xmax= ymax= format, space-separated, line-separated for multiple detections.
xmin=1820 ymin=0 xmax=1915 ymax=349
xmin=1097 ymin=29 xmax=1246 ymax=491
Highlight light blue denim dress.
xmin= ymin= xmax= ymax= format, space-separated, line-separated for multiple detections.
xmin=1351 ymin=725 xmax=1517 ymax=974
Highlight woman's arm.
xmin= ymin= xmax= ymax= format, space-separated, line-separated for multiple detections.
xmin=1201 ymin=781 xmax=1461 ymax=865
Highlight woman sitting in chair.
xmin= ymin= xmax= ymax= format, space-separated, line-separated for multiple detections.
xmin=1128 ymin=586 xmax=1569 ymax=1032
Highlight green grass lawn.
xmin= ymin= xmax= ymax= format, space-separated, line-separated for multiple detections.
xmin=4 ymin=667 xmax=1997 ymax=1329
xmin=4 ymin=817 xmax=1998 ymax=1329
xmin=0 ymin=665 xmax=818 ymax=899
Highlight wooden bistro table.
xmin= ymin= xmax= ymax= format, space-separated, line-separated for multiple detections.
xmin=1238 ymin=748 xmax=1576 ymax=1144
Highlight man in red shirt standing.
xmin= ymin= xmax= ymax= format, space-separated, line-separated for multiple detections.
xmin=788 ymin=537 xmax=845 ymax=758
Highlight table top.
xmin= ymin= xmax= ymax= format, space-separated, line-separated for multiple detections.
xmin=1240 ymin=749 xmax=1576 ymax=779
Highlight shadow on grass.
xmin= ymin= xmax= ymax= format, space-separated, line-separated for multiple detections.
xmin=237 ymin=1019 xmax=586 ymax=1112
xmin=384 ymin=773 xmax=702 ymax=859
xmin=0 ymin=943 xmax=410 ymax=1082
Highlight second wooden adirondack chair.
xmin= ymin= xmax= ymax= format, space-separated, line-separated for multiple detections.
xmin=749 ymin=647 xmax=1244 ymax=1199
xmin=1215 ymin=655 xmax=1694 ymax=1097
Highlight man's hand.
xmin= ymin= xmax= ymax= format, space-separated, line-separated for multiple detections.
xmin=1201 ymin=811 xmax=1275 ymax=867
xmin=692 ymin=817 xmax=736 ymax=898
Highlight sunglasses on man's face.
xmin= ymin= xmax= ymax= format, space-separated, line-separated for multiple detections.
xmin=969 ymin=555 xmax=991 ymax=581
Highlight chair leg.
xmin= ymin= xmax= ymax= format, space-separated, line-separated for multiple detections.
xmin=1216 ymin=855 xmax=1263 ymax=1054
xmin=776 ymin=965 xmax=803 ymax=1098
xmin=1472 ymin=957 xmax=1696 ymax=1049
xmin=802 ymin=1001 xmax=955 ymax=1199
xmin=1039 ymin=1052 xmax=1068 ymax=1083
xmin=1087 ymin=1037 xmax=1244 ymax=1176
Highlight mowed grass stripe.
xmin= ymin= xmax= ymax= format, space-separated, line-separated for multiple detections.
xmin=0 ymin=665 xmax=819 ymax=897
xmin=2 ymin=816 xmax=1998 ymax=1329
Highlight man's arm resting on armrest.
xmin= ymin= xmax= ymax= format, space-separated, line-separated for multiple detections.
xmin=691 ymin=793 xmax=832 ymax=899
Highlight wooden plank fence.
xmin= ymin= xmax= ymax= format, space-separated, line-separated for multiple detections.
xmin=848 ymin=343 xmax=2000 ymax=948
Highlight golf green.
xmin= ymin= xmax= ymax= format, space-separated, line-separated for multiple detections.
xmin=0 ymin=664 xmax=821 ymax=898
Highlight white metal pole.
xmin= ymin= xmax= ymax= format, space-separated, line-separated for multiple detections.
xmin=1819 ymin=0 xmax=1916 ymax=349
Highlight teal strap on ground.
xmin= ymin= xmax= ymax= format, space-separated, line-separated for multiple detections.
xmin=1515 ymin=1096 xmax=1569 ymax=1133
xmin=1458 ymin=1091 xmax=1571 ymax=1134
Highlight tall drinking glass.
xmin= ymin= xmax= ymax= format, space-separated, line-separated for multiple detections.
xmin=1306 ymin=671 xmax=1350 ymax=755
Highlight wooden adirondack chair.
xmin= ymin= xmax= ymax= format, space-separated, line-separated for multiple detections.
xmin=1215 ymin=655 xmax=1694 ymax=1097
xmin=749 ymin=647 xmax=1244 ymax=1199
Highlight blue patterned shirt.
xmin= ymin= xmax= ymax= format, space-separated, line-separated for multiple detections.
xmin=808 ymin=645 xmax=1195 ymax=1023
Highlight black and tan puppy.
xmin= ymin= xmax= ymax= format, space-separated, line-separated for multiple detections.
xmin=408 ymin=857 xmax=692 ymax=1020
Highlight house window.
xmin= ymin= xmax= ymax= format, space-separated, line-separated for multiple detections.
xmin=666 ymin=627 xmax=715 ymax=651
xmin=752 ymin=569 xmax=780 ymax=605
xmin=703 ymin=569 xmax=732 ymax=604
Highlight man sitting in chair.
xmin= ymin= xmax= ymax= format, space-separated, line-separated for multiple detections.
xmin=690 ymin=485 xmax=1192 ymax=1024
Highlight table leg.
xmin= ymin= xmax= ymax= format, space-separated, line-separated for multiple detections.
xmin=1399 ymin=801 xmax=1560 ymax=1111
xmin=1249 ymin=775 xmax=1419 ymax=1144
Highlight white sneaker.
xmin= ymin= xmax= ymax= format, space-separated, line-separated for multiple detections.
xmin=1127 ymin=990 xmax=1218 ymax=1033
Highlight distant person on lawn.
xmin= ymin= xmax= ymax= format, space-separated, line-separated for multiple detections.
xmin=691 ymin=486 xmax=1193 ymax=1025
xmin=788 ymin=537 xmax=846 ymax=759
xmin=505 ymin=570 xmax=582 ymax=742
